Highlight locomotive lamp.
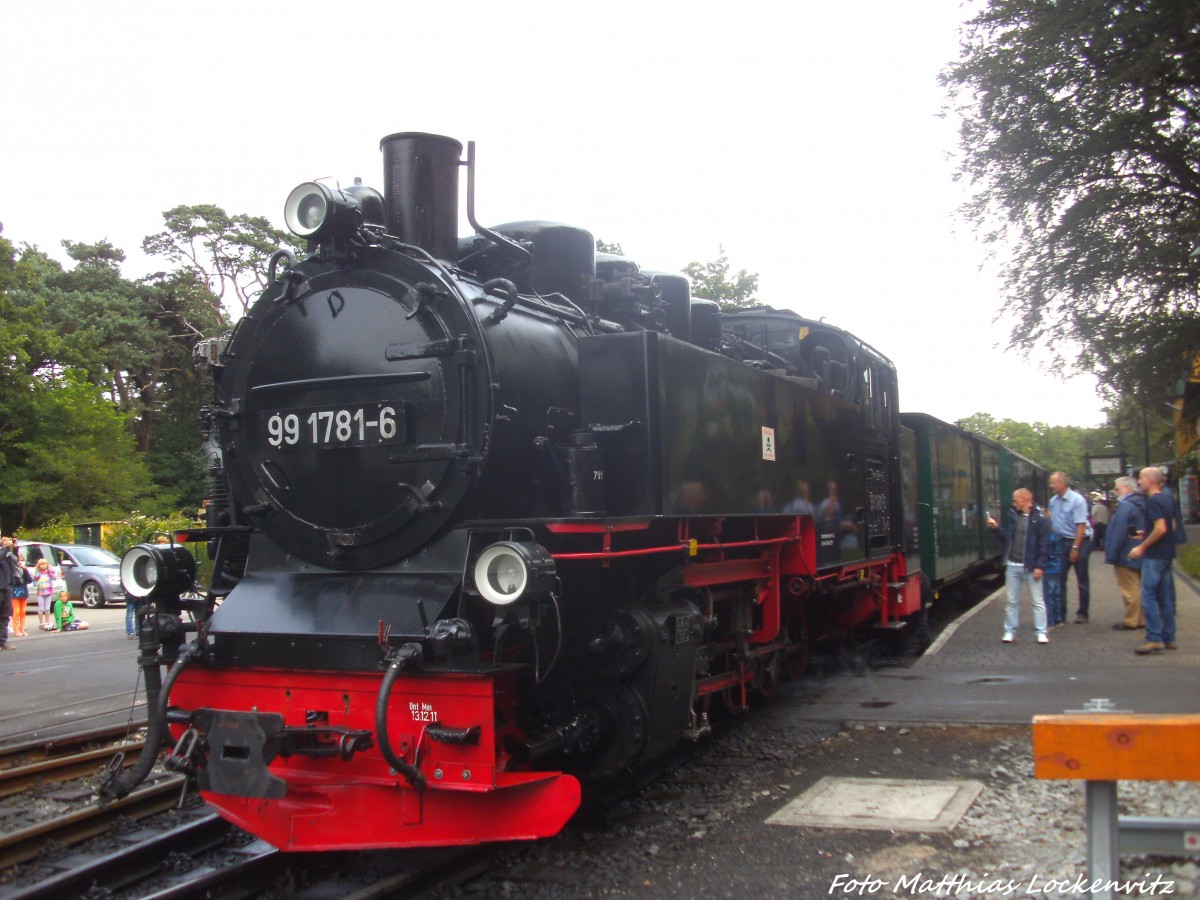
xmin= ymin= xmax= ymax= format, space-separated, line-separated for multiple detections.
xmin=283 ymin=182 xmax=361 ymax=240
xmin=472 ymin=541 xmax=556 ymax=606
xmin=120 ymin=542 xmax=197 ymax=601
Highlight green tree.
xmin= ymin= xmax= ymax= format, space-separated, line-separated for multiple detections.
xmin=941 ymin=0 xmax=1200 ymax=399
xmin=2 ymin=234 xmax=223 ymax=515
xmin=956 ymin=413 xmax=1042 ymax=460
xmin=956 ymin=411 xmax=1137 ymax=481
xmin=682 ymin=247 xmax=759 ymax=310
xmin=142 ymin=204 xmax=302 ymax=318
xmin=0 ymin=372 xmax=154 ymax=528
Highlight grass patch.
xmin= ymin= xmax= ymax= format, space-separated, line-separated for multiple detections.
xmin=1178 ymin=543 xmax=1200 ymax=581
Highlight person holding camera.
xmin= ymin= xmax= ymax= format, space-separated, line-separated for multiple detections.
xmin=987 ymin=488 xmax=1052 ymax=644
xmin=0 ymin=536 xmax=19 ymax=649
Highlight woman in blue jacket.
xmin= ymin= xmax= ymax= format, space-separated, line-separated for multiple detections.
xmin=1104 ymin=476 xmax=1146 ymax=629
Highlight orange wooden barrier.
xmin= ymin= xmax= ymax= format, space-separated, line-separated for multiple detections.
xmin=1032 ymin=714 xmax=1200 ymax=782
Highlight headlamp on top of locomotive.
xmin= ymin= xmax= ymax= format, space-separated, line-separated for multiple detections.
xmin=283 ymin=179 xmax=385 ymax=245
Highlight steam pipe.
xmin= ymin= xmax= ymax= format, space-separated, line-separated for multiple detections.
xmin=465 ymin=141 xmax=530 ymax=262
xmin=375 ymin=657 xmax=427 ymax=788
xmin=99 ymin=624 xmax=195 ymax=800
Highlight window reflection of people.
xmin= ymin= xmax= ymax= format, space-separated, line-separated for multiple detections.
xmin=675 ymin=480 xmax=709 ymax=514
xmin=750 ymin=488 xmax=776 ymax=513
xmin=782 ymin=479 xmax=814 ymax=516
xmin=818 ymin=480 xmax=860 ymax=560
xmin=819 ymin=481 xmax=843 ymax=526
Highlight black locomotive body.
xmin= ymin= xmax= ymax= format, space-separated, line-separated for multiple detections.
xmin=106 ymin=133 xmax=922 ymax=851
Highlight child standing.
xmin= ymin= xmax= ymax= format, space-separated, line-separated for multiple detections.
xmin=31 ymin=558 xmax=56 ymax=631
xmin=11 ymin=565 xmax=29 ymax=636
xmin=52 ymin=590 xmax=88 ymax=632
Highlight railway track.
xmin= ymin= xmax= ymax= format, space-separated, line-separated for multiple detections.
xmin=0 ymin=739 xmax=145 ymax=799
xmin=0 ymin=720 xmax=493 ymax=898
xmin=6 ymin=805 xmax=486 ymax=899
xmin=0 ymin=722 xmax=146 ymax=770
xmin=0 ymin=774 xmax=186 ymax=870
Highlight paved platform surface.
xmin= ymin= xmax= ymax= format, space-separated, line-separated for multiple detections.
xmin=785 ymin=549 xmax=1200 ymax=724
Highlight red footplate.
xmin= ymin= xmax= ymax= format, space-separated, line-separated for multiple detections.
xmin=170 ymin=667 xmax=582 ymax=851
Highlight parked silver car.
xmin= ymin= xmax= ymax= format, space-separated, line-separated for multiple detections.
xmin=17 ymin=541 xmax=125 ymax=609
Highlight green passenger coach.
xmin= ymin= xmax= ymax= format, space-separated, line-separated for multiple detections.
xmin=900 ymin=413 xmax=1048 ymax=591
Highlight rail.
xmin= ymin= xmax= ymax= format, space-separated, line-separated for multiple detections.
xmin=1032 ymin=713 xmax=1200 ymax=900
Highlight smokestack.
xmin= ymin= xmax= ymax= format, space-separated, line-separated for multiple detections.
xmin=378 ymin=132 xmax=462 ymax=260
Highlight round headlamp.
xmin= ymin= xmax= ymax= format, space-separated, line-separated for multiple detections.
xmin=120 ymin=543 xmax=197 ymax=601
xmin=472 ymin=541 xmax=556 ymax=606
xmin=284 ymin=182 xmax=363 ymax=240
xmin=284 ymin=182 xmax=332 ymax=237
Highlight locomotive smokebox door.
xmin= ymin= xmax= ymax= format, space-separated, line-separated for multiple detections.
xmin=217 ymin=250 xmax=490 ymax=570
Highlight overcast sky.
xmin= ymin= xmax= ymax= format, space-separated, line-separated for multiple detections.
xmin=2 ymin=0 xmax=1108 ymax=428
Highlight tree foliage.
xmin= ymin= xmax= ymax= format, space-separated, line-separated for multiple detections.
xmin=942 ymin=0 xmax=1200 ymax=398
xmin=682 ymin=246 xmax=759 ymax=310
xmin=955 ymin=407 xmax=1172 ymax=482
xmin=0 ymin=214 xmax=243 ymax=528
xmin=142 ymin=204 xmax=301 ymax=319
xmin=0 ymin=372 xmax=155 ymax=529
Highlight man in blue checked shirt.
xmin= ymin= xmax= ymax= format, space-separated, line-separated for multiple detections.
xmin=1048 ymin=472 xmax=1093 ymax=624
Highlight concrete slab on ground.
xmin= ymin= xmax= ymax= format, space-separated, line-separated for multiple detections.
xmin=765 ymin=776 xmax=983 ymax=832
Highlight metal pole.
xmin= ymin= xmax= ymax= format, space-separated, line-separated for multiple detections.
xmin=1086 ymin=780 xmax=1119 ymax=899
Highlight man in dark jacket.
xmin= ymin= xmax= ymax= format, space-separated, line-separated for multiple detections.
xmin=1104 ymin=476 xmax=1145 ymax=630
xmin=987 ymin=488 xmax=1052 ymax=644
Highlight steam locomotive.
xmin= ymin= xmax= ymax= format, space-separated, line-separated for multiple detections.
xmin=103 ymin=133 xmax=1042 ymax=851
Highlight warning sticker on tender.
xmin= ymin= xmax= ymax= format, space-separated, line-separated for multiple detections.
xmin=409 ymin=701 xmax=439 ymax=723
xmin=762 ymin=426 xmax=776 ymax=461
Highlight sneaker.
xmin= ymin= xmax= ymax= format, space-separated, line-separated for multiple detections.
xmin=1164 ymin=642 xmax=1178 ymax=650
xmin=1134 ymin=642 xmax=1165 ymax=655
xmin=1111 ymin=623 xmax=1139 ymax=631
xmin=1002 ymin=632 xmax=1015 ymax=643
xmin=1037 ymin=634 xmax=1049 ymax=644
xmin=127 ymin=633 xmax=137 ymax=639
xmin=1075 ymin=615 xmax=1089 ymax=624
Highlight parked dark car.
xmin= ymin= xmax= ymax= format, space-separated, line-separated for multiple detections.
xmin=16 ymin=541 xmax=125 ymax=609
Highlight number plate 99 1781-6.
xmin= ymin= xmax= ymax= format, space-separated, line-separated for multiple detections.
xmin=262 ymin=403 xmax=405 ymax=450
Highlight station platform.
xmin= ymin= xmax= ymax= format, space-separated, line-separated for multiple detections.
xmin=783 ymin=548 xmax=1200 ymax=724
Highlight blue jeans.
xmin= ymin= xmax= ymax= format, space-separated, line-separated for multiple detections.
xmin=1043 ymin=568 xmax=1064 ymax=626
xmin=1139 ymin=557 xmax=1176 ymax=644
xmin=1053 ymin=536 xmax=1092 ymax=617
xmin=1005 ymin=563 xmax=1047 ymax=635
xmin=126 ymin=598 xmax=138 ymax=636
